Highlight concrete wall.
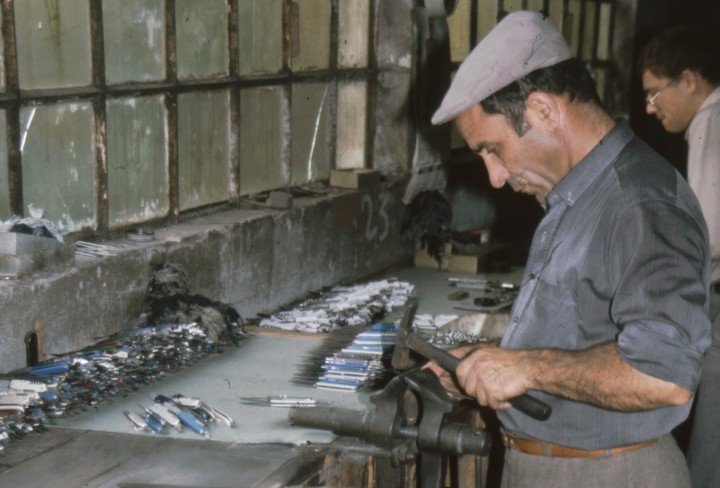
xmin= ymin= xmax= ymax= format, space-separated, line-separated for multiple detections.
xmin=0 ymin=182 xmax=413 ymax=373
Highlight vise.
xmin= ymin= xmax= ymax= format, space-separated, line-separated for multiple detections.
xmin=289 ymin=367 xmax=491 ymax=488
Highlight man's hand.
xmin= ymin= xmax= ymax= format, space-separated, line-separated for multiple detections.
xmin=455 ymin=346 xmax=531 ymax=410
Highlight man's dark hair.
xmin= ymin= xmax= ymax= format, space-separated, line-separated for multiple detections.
xmin=639 ymin=26 xmax=720 ymax=85
xmin=480 ymin=58 xmax=602 ymax=135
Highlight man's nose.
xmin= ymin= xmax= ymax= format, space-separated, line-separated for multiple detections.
xmin=483 ymin=156 xmax=511 ymax=189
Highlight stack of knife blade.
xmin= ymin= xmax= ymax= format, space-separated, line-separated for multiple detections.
xmin=0 ymin=320 xmax=243 ymax=454
xmin=293 ymin=322 xmax=398 ymax=392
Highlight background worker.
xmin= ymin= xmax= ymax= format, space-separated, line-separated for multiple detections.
xmin=640 ymin=26 xmax=720 ymax=488
xmin=427 ymin=11 xmax=711 ymax=488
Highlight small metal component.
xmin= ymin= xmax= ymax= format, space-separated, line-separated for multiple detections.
xmin=240 ymin=396 xmax=325 ymax=408
xmin=126 ymin=228 xmax=155 ymax=242
xmin=447 ymin=290 xmax=469 ymax=301
xmin=141 ymin=412 xmax=165 ymax=433
xmin=202 ymin=403 xmax=234 ymax=427
xmin=172 ymin=393 xmax=201 ymax=408
xmin=167 ymin=405 xmax=208 ymax=437
xmin=0 ymin=378 xmax=47 ymax=393
xmin=147 ymin=403 xmax=182 ymax=430
xmin=74 ymin=241 xmax=121 ymax=257
xmin=124 ymin=411 xmax=151 ymax=432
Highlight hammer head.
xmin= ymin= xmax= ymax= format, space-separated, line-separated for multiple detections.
xmin=391 ymin=298 xmax=419 ymax=370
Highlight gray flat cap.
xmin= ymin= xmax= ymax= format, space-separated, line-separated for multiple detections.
xmin=431 ymin=11 xmax=572 ymax=125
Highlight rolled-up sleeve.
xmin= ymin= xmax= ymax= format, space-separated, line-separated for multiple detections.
xmin=611 ymin=200 xmax=711 ymax=392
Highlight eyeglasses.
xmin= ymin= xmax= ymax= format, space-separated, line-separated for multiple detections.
xmin=645 ymin=80 xmax=676 ymax=108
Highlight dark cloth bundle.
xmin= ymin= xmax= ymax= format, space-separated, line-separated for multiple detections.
xmin=142 ymin=263 xmax=244 ymax=345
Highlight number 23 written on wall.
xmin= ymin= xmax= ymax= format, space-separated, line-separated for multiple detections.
xmin=359 ymin=194 xmax=390 ymax=243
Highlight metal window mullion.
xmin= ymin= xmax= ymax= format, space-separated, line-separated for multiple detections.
xmin=166 ymin=0 xmax=179 ymax=222
xmin=92 ymin=97 xmax=108 ymax=233
xmin=328 ymin=0 xmax=339 ymax=170
xmin=227 ymin=0 xmax=240 ymax=202
xmin=89 ymin=0 xmax=108 ymax=233
xmin=2 ymin=0 xmax=21 ymax=216
xmin=6 ymin=106 xmax=21 ymax=216
xmin=365 ymin=0 xmax=377 ymax=170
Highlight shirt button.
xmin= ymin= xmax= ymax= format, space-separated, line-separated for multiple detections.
xmin=513 ymin=316 xmax=518 ymax=323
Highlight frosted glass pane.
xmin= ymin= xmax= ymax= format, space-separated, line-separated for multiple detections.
xmin=178 ymin=91 xmax=231 ymax=210
xmin=238 ymin=0 xmax=283 ymax=76
xmin=0 ymin=8 xmax=5 ymax=93
xmin=176 ymin=0 xmax=229 ymax=80
xmin=338 ymin=0 xmax=370 ymax=69
xmin=15 ymin=0 xmax=92 ymax=90
xmin=103 ymin=0 xmax=166 ymax=84
xmin=292 ymin=0 xmax=331 ymax=71
xmin=0 ymin=112 xmax=8 ymax=218
xmin=20 ymin=102 xmax=96 ymax=232
xmin=239 ymin=86 xmax=286 ymax=195
xmin=107 ymin=96 xmax=168 ymax=227
xmin=336 ymin=80 xmax=367 ymax=169
xmin=291 ymin=82 xmax=331 ymax=185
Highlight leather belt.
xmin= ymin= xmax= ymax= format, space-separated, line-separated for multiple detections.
xmin=500 ymin=431 xmax=657 ymax=458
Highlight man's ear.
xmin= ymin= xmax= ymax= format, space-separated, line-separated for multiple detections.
xmin=680 ymin=68 xmax=700 ymax=92
xmin=525 ymin=92 xmax=558 ymax=128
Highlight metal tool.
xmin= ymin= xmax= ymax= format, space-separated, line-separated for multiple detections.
xmin=290 ymin=367 xmax=491 ymax=488
xmin=391 ymin=299 xmax=551 ymax=421
xmin=240 ymin=396 xmax=329 ymax=408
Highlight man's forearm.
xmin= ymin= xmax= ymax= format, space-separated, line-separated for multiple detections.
xmin=526 ymin=342 xmax=691 ymax=410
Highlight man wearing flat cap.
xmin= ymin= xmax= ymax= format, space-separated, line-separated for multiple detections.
xmin=426 ymin=11 xmax=711 ymax=488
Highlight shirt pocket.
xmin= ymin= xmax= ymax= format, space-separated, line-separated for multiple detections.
xmin=523 ymin=278 xmax=579 ymax=349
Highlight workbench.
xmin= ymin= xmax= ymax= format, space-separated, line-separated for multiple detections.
xmin=0 ymin=266 xmax=520 ymax=487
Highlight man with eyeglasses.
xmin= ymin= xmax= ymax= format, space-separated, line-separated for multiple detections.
xmin=640 ymin=26 xmax=720 ymax=488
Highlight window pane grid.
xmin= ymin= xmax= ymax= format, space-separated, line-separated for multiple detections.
xmin=0 ymin=0 xmax=376 ymax=236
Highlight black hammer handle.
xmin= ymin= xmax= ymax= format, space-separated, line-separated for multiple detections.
xmin=406 ymin=334 xmax=551 ymax=421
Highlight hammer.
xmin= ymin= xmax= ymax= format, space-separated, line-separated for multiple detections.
xmin=392 ymin=298 xmax=551 ymax=421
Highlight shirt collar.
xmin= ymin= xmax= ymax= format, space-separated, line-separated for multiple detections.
xmin=699 ymin=86 xmax=720 ymax=112
xmin=548 ymin=119 xmax=633 ymax=207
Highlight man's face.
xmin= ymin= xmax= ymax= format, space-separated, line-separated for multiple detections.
xmin=455 ymin=104 xmax=562 ymax=204
xmin=642 ymin=70 xmax=696 ymax=133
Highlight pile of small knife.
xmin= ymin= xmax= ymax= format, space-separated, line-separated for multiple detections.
xmin=258 ymin=278 xmax=415 ymax=333
xmin=0 ymin=320 xmax=242 ymax=454
xmin=126 ymin=392 xmax=234 ymax=438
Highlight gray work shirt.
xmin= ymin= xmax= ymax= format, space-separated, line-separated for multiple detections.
xmin=498 ymin=120 xmax=711 ymax=450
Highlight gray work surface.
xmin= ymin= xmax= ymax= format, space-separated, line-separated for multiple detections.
xmin=0 ymin=265 xmax=521 ymax=487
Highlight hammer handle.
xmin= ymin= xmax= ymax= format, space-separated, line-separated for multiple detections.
xmin=406 ymin=334 xmax=551 ymax=421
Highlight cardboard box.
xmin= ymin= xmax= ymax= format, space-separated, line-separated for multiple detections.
xmin=447 ymin=253 xmax=481 ymax=274
xmin=414 ymin=241 xmax=450 ymax=270
xmin=330 ymin=169 xmax=381 ymax=189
